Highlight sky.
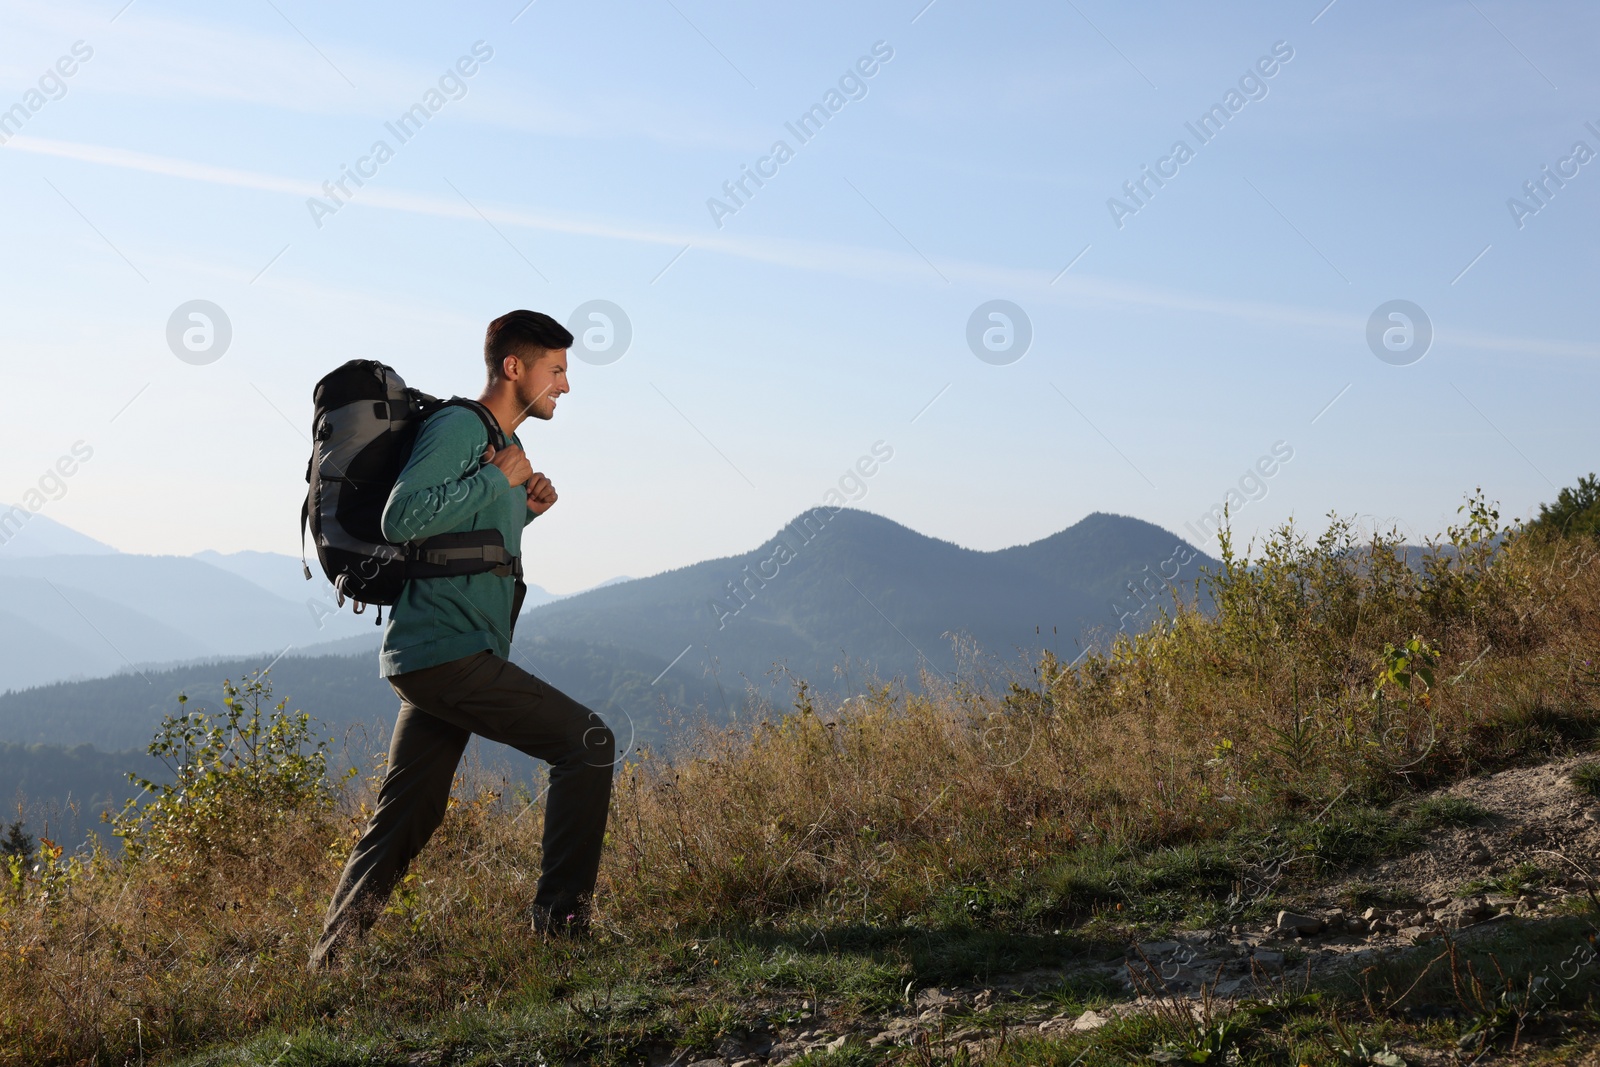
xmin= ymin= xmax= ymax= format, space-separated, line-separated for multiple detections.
xmin=0 ymin=0 xmax=1596 ymax=593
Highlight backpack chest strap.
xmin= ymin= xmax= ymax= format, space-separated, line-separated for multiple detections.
xmin=404 ymin=529 xmax=522 ymax=580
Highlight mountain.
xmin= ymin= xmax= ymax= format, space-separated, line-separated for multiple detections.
xmin=0 ymin=509 xmax=1212 ymax=820
xmin=512 ymin=509 xmax=1212 ymax=701
xmin=0 ymin=534 xmax=600 ymax=695
xmin=0 ymin=510 xmax=1211 ymax=764
xmin=0 ymin=553 xmax=380 ymax=693
xmin=195 ymin=550 xmax=572 ymax=615
xmin=0 ymin=516 xmax=399 ymax=692
xmin=0 ymin=577 xmax=217 ymax=690
xmin=0 ymin=512 xmax=118 ymax=556
xmin=191 ymin=549 xmax=325 ymax=605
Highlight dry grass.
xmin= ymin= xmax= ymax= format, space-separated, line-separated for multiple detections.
xmin=602 ymin=500 xmax=1600 ymax=926
xmin=2 ymin=497 xmax=1598 ymax=1065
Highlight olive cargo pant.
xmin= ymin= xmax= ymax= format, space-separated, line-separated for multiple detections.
xmin=309 ymin=650 xmax=615 ymax=968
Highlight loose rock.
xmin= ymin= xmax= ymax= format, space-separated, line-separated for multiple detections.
xmin=1275 ymin=910 xmax=1325 ymax=936
xmin=1435 ymin=895 xmax=1493 ymax=929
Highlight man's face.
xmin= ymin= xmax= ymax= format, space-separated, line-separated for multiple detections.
xmin=511 ymin=348 xmax=569 ymax=421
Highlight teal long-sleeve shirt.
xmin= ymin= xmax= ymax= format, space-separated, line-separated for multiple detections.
xmin=377 ymin=405 xmax=537 ymax=678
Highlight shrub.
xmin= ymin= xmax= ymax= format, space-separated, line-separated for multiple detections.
xmin=106 ymin=671 xmax=350 ymax=873
xmin=1530 ymin=472 xmax=1600 ymax=540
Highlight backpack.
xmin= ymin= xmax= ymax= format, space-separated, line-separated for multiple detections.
xmin=301 ymin=359 xmax=523 ymax=623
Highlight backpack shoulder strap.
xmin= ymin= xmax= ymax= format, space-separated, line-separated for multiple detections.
xmin=430 ymin=397 xmax=507 ymax=452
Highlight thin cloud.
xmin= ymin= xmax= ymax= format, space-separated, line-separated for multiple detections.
xmin=3 ymin=0 xmax=748 ymax=148
xmin=6 ymin=134 xmax=1596 ymax=362
xmin=8 ymin=136 xmax=316 ymax=197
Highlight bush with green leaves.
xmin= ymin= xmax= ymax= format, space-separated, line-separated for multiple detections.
xmin=1531 ymin=472 xmax=1600 ymax=540
xmin=106 ymin=671 xmax=350 ymax=871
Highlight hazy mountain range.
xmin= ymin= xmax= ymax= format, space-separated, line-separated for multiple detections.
xmin=514 ymin=508 xmax=1214 ymax=707
xmin=0 ymin=508 xmax=1215 ymax=828
xmin=0 ymin=514 xmax=626 ymax=695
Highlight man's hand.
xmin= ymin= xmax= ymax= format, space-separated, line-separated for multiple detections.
xmin=526 ymin=473 xmax=558 ymax=515
xmin=483 ymin=444 xmax=533 ymax=488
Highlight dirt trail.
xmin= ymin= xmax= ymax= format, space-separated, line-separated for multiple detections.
xmin=1342 ymin=755 xmax=1600 ymax=903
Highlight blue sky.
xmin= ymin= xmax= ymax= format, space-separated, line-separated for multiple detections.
xmin=1 ymin=0 xmax=1595 ymax=592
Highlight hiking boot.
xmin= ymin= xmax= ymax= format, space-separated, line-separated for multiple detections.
xmin=531 ymin=903 xmax=592 ymax=939
xmin=306 ymin=939 xmax=338 ymax=973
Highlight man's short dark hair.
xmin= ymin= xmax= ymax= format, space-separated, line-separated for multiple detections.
xmin=485 ymin=310 xmax=574 ymax=379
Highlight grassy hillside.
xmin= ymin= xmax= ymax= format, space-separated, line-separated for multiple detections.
xmin=2 ymin=488 xmax=1597 ymax=1065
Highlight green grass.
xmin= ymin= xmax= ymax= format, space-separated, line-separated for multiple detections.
xmin=1462 ymin=860 xmax=1551 ymax=897
xmin=1572 ymin=761 xmax=1600 ymax=798
xmin=785 ymin=1047 xmax=883 ymax=1067
xmin=1357 ymin=912 xmax=1600 ymax=1055
xmin=1408 ymin=795 xmax=1492 ymax=828
xmin=1030 ymin=839 xmax=1248 ymax=931
xmin=1037 ymin=971 xmax=1124 ymax=1014
xmin=1336 ymin=883 xmax=1419 ymax=913
xmin=1293 ymin=805 xmax=1417 ymax=871
xmin=1009 ymin=796 xmax=1504 ymax=939
xmin=154 ymin=905 xmax=1600 ymax=1067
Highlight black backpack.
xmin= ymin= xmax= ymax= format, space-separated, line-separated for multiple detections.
xmin=301 ymin=360 xmax=524 ymax=623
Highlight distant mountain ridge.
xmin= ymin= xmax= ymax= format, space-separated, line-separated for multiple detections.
xmin=513 ymin=508 xmax=1213 ymax=701
xmin=0 ymin=512 xmax=118 ymax=556
xmin=194 ymin=548 xmax=574 ymax=616
xmin=0 ymin=519 xmax=625 ymax=694
xmin=0 ymin=509 xmax=1214 ymax=777
xmin=0 ymin=551 xmax=377 ymax=693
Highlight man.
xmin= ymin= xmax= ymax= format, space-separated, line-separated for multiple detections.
xmin=309 ymin=310 xmax=614 ymax=970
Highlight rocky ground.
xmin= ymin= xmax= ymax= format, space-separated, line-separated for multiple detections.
xmin=655 ymin=757 xmax=1600 ymax=1066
